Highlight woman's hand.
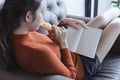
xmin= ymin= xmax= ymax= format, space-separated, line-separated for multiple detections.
xmin=48 ymin=25 xmax=68 ymax=49
xmin=62 ymin=18 xmax=88 ymax=29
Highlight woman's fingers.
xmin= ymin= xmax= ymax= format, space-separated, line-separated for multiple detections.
xmin=63 ymin=18 xmax=89 ymax=29
xmin=76 ymin=20 xmax=88 ymax=29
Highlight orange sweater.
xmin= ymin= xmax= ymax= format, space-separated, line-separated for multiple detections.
xmin=11 ymin=31 xmax=85 ymax=80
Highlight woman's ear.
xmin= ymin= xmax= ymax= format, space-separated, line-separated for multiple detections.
xmin=24 ymin=11 xmax=33 ymax=23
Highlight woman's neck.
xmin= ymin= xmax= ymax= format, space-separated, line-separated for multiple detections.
xmin=13 ymin=25 xmax=29 ymax=35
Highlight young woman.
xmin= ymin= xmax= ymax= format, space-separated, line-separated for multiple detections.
xmin=0 ymin=0 xmax=120 ymax=80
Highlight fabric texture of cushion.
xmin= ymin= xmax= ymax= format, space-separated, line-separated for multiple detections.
xmin=91 ymin=54 xmax=120 ymax=80
xmin=38 ymin=0 xmax=67 ymax=34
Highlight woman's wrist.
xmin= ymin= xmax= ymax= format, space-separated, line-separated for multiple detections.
xmin=60 ymin=40 xmax=68 ymax=49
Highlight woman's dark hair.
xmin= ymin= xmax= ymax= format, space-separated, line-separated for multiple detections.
xmin=0 ymin=0 xmax=41 ymax=69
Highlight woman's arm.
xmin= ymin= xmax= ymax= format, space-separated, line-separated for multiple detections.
xmin=61 ymin=18 xmax=88 ymax=29
xmin=18 ymin=45 xmax=76 ymax=79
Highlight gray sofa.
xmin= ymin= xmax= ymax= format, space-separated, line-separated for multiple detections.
xmin=0 ymin=0 xmax=120 ymax=80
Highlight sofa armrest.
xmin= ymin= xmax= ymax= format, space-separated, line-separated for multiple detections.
xmin=0 ymin=70 xmax=73 ymax=80
xmin=67 ymin=14 xmax=92 ymax=23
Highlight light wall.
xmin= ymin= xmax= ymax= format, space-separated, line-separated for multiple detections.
xmin=64 ymin=0 xmax=112 ymax=17
xmin=64 ymin=0 xmax=85 ymax=16
xmin=98 ymin=0 xmax=112 ymax=15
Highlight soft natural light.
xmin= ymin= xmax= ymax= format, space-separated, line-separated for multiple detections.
xmin=64 ymin=0 xmax=85 ymax=16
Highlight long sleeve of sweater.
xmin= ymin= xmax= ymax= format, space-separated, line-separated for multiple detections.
xmin=11 ymin=32 xmax=77 ymax=79
xmin=61 ymin=48 xmax=76 ymax=78
xmin=15 ymin=45 xmax=76 ymax=79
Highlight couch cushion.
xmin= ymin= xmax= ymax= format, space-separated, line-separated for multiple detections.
xmin=0 ymin=69 xmax=73 ymax=80
xmin=91 ymin=53 xmax=120 ymax=80
xmin=41 ymin=0 xmax=66 ymax=25
xmin=38 ymin=0 xmax=67 ymax=34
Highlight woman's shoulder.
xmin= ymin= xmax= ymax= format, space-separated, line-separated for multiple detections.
xmin=12 ymin=31 xmax=55 ymax=54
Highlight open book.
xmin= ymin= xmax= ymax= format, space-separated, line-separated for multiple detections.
xmin=67 ymin=27 xmax=102 ymax=58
